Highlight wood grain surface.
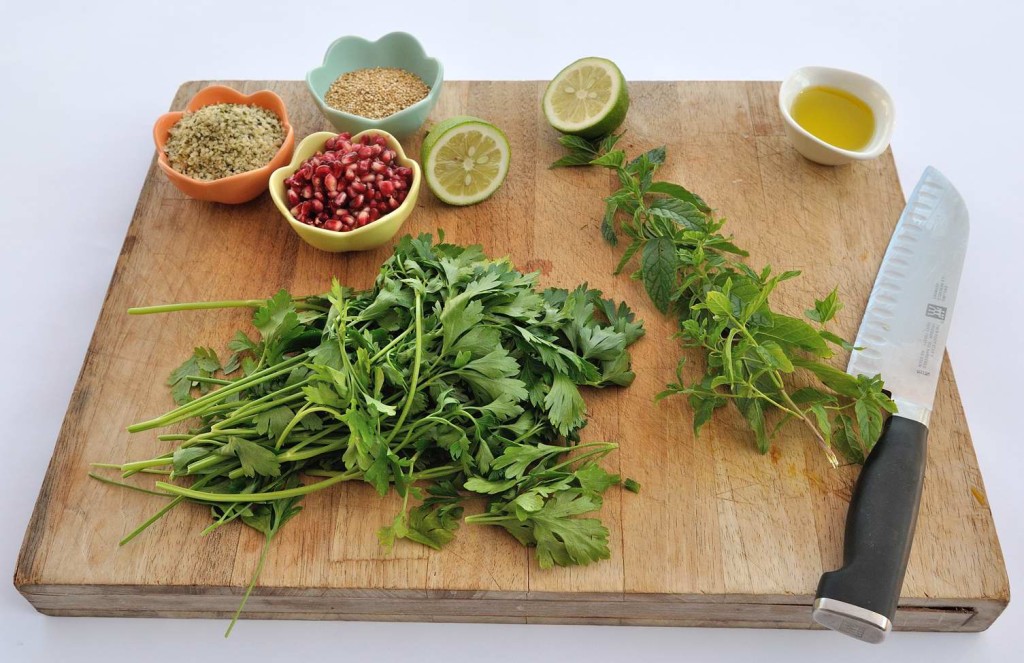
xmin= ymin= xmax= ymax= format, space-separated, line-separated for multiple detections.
xmin=14 ymin=80 xmax=1009 ymax=631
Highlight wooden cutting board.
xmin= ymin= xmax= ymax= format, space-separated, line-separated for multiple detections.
xmin=16 ymin=80 xmax=1008 ymax=631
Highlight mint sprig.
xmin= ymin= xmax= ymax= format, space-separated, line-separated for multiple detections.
xmin=558 ymin=139 xmax=894 ymax=466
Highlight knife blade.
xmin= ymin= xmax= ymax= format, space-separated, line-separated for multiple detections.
xmin=811 ymin=167 xmax=969 ymax=643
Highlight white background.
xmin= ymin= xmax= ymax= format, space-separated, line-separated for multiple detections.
xmin=1 ymin=0 xmax=1020 ymax=660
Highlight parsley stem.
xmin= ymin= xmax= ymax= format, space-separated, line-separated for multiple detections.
xmin=211 ymin=385 xmax=310 ymax=432
xmin=277 ymin=423 xmax=345 ymax=456
xmin=91 ymin=462 xmax=170 ymax=475
xmin=128 ymin=299 xmax=328 ymax=315
xmin=464 ymin=513 xmax=511 ymax=525
xmin=302 ymin=469 xmax=345 ymax=477
xmin=128 ymin=355 xmax=309 ymax=432
xmin=263 ymin=438 xmax=346 ymax=466
xmin=224 ymin=534 xmax=272 ymax=638
xmin=412 ymin=465 xmax=460 ymax=480
xmin=414 ymin=370 xmax=459 ymax=393
xmin=121 ymin=455 xmax=174 ymax=477
xmin=88 ymin=473 xmax=173 ymax=497
xmin=120 ymin=474 xmax=214 ymax=545
xmin=273 ymin=405 xmax=345 ymax=451
xmin=544 ymin=442 xmax=618 ymax=474
xmin=120 ymin=497 xmax=186 ymax=545
xmin=369 ymin=326 xmax=413 ymax=363
xmin=129 ymin=300 xmax=268 ymax=315
xmin=184 ymin=375 xmax=233 ymax=386
xmin=382 ymin=292 xmax=423 ymax=447
xmin=155 ymin=469 xmax=361 ymax=502
xmin=186 ymin=454 xmax=237 ymax=475
xmin=392 ymin=415 xmax=464 ymax=453
xmin=202 ymin=504 xmax=247 ymax=535
xmin=303 ymin=465 xmax=459 ymax=481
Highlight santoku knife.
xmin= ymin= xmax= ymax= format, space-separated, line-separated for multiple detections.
xmin=812 ymin=167 xmax=969 ymax=643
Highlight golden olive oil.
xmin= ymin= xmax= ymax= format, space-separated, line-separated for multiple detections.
xmin=791 ymin=86 xmax=875 ymax=151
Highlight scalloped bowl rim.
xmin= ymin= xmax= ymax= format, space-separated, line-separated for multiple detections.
xmin=304 ymin=32 xmax=444 ymax=127
xmin=268 ymin=129 xmax=421 ymax=242
xmin=153 ymin=85 xmax=295 ymax=188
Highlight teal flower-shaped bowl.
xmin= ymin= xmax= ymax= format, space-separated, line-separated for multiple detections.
xmin=306 ymin=33 xmax=443 ymax=141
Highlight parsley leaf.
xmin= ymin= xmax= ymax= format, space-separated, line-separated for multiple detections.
xmin=253 ymin=406 xmax=295 ymax=438
xmin=476 ymin=489 xmax=611 ymax=569
xmin=544 ymin=374 xmax=587 ymax=436
xmin=223 ymin=437 xmax=281 ymax=478
xmin=167 ymin=347 xmax=221 ymax=405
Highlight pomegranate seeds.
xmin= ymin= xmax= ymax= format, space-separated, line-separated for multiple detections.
xmin=283 ymin=132 xmax=412 ymax=232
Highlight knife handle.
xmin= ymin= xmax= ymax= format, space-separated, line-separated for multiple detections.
xmin=812 ymin=414 xmax=928 ymax=643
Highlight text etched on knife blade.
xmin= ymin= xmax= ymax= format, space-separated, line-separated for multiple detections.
xmin=916 ymin=276 xmax=950 ymax=376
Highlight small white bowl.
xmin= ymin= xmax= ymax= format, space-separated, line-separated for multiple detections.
xmin=779 ymin=66 xmax=895 ymax=166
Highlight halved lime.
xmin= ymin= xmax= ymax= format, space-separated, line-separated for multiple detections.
xmin=421 ymin=116 xmax=511 ymax=206
xmin=543 ymin=57 xmax=629 ymax=138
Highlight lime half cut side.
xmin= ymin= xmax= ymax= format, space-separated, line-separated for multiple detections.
xmin=422 ymin=116 xmax=511 ymax=206
xmin=543 ymin=57 xmax=629 ymax=138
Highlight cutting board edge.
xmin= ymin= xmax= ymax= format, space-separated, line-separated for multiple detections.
xmin=18 ymin=581 xmax=1004 ymax=632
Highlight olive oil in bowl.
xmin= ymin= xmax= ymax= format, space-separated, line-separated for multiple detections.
xmin=790 ymin=86 xmax=875 ymax=152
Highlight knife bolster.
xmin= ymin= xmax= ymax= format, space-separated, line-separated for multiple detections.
xmin=812 ymin=597 xmax=891 ymax=643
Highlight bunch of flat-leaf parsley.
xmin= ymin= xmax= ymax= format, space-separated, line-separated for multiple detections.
xmin=92 ymin=233 xmax=643 ymax=634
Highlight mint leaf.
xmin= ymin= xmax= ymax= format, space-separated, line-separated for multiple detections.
xmin=598 ymin=133 xmax=623 ymax=153
xmin=705 ymin=290 xmax=734 ymax=318
xmin=557 ymin=134 xmax=598 ymax=154
xmin=550 ymin=153 xmax=595 ymax=168
xmin=646 ymin=181 xmax=710 ymax=213
xmin=601 ymin=200 xmax=618 ymax=246
xmin=760 ymin=314 xmax=830 ymax=356
xmin=807 ymin=287 xmax=843 ymax=324
xmin=641 ymin=236 xmax=677 ymax=314
xmin=792 ymin=358 xmax=860 ymax=398
xmin=590 ymin=150 xmax=626 ymax=169
xmin=628 ymin=146 xmax=666 ymax=170
xmin=648 ymin=197 xmax=706 ymax=230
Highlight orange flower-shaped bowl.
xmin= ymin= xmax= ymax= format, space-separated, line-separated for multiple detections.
xmin=152 ymin=85 xmax=295 ymax=204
